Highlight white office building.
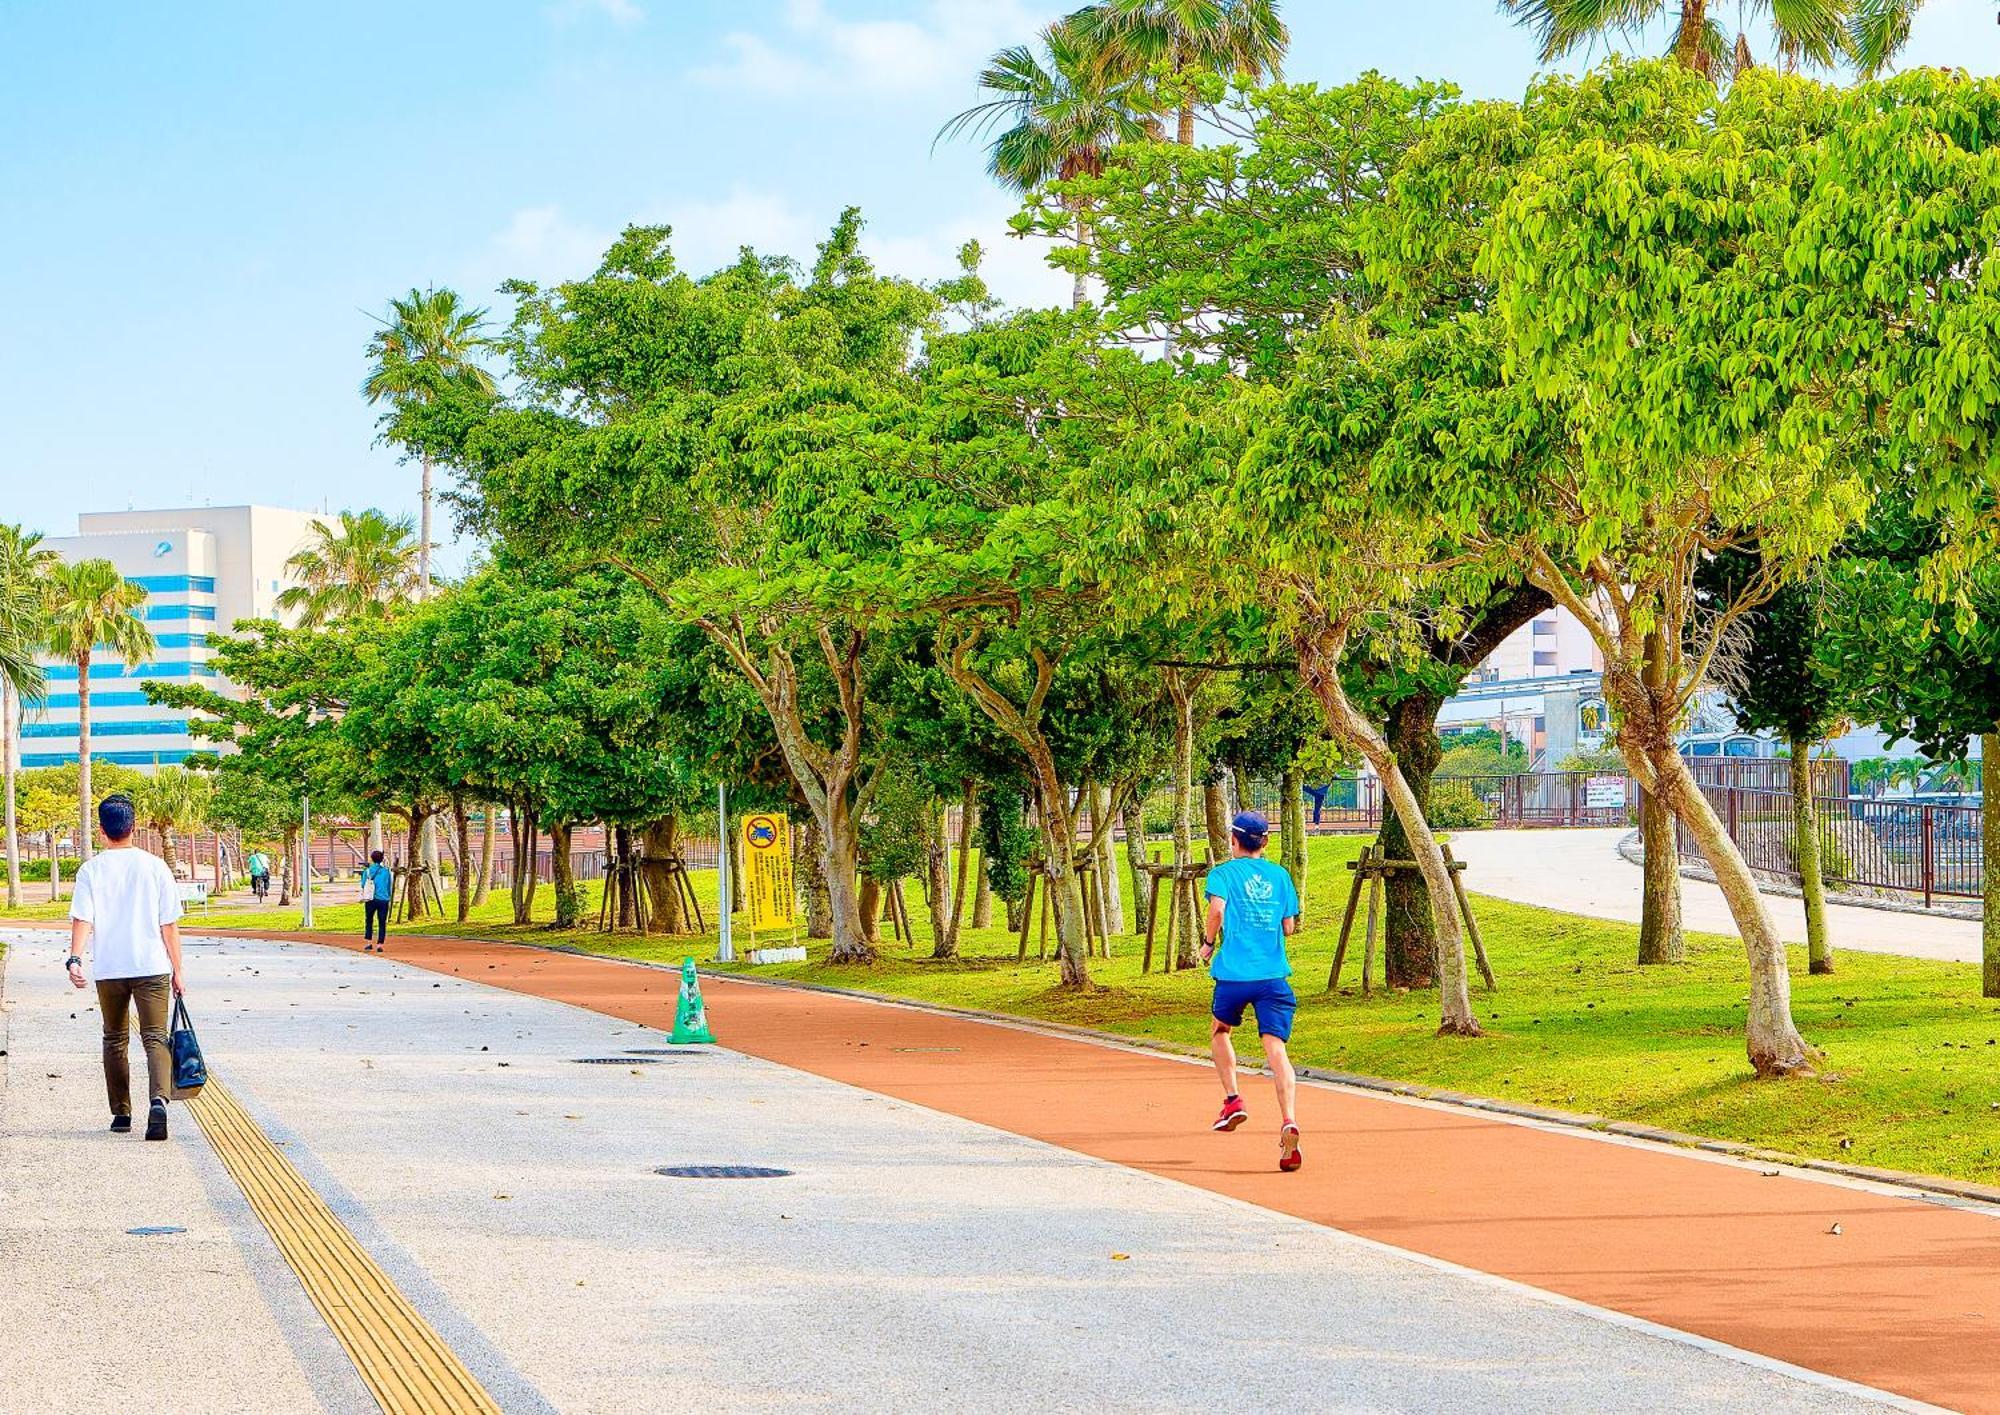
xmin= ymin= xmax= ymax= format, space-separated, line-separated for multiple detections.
xmin=24 ymin=505 xmax=323 ymax=771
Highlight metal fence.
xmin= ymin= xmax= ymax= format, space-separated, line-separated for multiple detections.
xmin=1678 ymin=783 xmax=1984 ymax=905
xmin=1304 ymin=770 xmax=1636 ymax=831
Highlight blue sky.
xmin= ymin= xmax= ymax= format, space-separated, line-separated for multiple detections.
xmin=2 ymin=0 xmax=1992 ymax=575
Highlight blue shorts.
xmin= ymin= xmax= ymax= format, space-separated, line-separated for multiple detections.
xmin=1210 ymin=978 xmax=1297 ymax=1041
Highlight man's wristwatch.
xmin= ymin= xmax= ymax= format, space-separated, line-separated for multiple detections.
xmin=63 ymin=955 xmax=82 ymax=973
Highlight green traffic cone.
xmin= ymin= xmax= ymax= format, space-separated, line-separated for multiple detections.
xmin=672 ymin=956 xmax=716 ymax=1044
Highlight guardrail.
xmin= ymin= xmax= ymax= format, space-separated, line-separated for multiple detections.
xmin=1678 ymin=783 xmax=1984 ymax=906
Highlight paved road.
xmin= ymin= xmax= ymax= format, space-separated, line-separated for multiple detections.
xmin=0 ymin=928 xmax=1907 ymax=1413
xmin=1448 ymin=828 xmax=1982 ymax=964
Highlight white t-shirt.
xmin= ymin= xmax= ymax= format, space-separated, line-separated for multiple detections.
xmin=70 ymin=847 xmax=182 ymax=980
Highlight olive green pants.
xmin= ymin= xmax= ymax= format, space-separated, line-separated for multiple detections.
xmin=96 ymin=974 xmax=172 ymax=1116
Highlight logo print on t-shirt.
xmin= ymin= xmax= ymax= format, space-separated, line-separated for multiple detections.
xmin=1243 ymin=872 xmax=1275 ymax=902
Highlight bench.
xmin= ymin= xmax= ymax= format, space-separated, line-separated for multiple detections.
xmin=176 ymin=881 xmax=210 ymax=914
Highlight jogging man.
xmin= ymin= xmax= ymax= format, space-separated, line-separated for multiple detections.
xmin=360 ymin=850 xmax=393 ymax=952
xmin=66 ymin=793 xmax=185 ymax=1141
xmin=1199 ymin=810 xmax=1304 ymax=1173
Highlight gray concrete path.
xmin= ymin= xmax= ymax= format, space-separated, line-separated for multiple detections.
xmin=0 ymin=928 xmax=1916 ymax=1413
xmin=1448 ymin=828 xmax=1983 ymax=964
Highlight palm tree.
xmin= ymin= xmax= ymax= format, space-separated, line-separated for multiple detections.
xmin=134 ymin=765 xmax=212 ymax=877
xmin=275 ymin=509 xmax=420 ymax=628
xmin=1078 ymin=0 xmax=1289 ymax=147
xmin=1500 ymin=0 xmax=1926 ymax=80
xmin=43 ymin=560 xmax=154 ymax=864
xmin=0 ymin=526 xmax=54 ymax=909
xmin=362 ymin=287 xmax=495 ymax=599
xmin=939 ymin=19 xmax=1154 ymax=308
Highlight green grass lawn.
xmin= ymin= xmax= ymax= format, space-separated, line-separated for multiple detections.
xmin=15 ymin=835 xmax=2000 ymax=1186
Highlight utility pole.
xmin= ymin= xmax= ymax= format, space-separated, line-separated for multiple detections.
xmin=300 ymin=795 xmax=313 ymax=928
xmin=716 ymin=783 xmax=733 ymax=962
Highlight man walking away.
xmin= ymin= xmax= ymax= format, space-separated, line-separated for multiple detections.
xmin=1199 ymin=811 xmax=1305 ymax=1173
xmin=67 ymin=793 xmax=185 ymax=1141
xmin=360 ymin=850 xmax=392 ymax=952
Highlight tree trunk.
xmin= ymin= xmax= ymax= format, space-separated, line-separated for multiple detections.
xmin=799 ymin=815 xmax=833 ymax=939
xmin=858 ymin=874 xmax=883 ymax=947
xmin=1280 ymin=766 xmax=1307 ymax=905
xmin=403 ymin=809 xmax=428 ymax=919
xmin=419 ymin=454 xmax=434 ymax=599
xmin=277 ymin=824 xmax=294 ymax=908
xmin=1121 ymin=790 xmax=1152 ymax=938
xmin=1092 ymin=783 xmax=1124 ymax=934
xmin=473 ymin=805 xmax=494 ymax=907
xmin=823 ymin=805 xmax=872 ymax=962
xmin=1637 ymin=784 xmax=1686 ymax=964
xmin=1650 ymin=747 xmax=1812 ymax=1075
xmin=3 ymin=681 xmax=19 ymax=911
xmin=1166 ymin=670 xmax=1203 ymax=967
xmin=160 ymin=828 xmax=179 ymax=877
xmin=369 ymin=812 xmax=384 ymax=856
xmin=1983 ymin=735 xmax=1999 ymax=999
xmin=1202 ymin=779 xmax=1229 ymax=864
xmin=1378 ymin=693 xmax=1442 ymax=989
xmin=550 ymin=821 xmax=580 ymax=929
xmin=49 ymin=830 xmax=61 ymax=903
xmin=1636 ymin=631 xmax=1686 ymax=965
xmin=1790 ymin=732 xmax=1831 ymax=975
xmin=926 ymin=804 xmax=954 ymax=958
xmin=640 ymin=816 xmax=686 ymax=934
xmin=971 ymin=841 xmax=994 ymax=929
xmin=1023 ymin=750 xmax=1092 ymax=986
xmin=729 ymin=826 xmax=744 ymax=915
xmin=1071 ymin=208 xmax=1089 ymax=310
xmin=509 ymin=803 xmax=538 ymax=925
xmin=1673 ymin=0 xmax=1712 ymax=73
xmin=454 ymin=797 xmax=472 ymax=923
xmin=76 ymin=656 xmax=93 ymax=864
xmin=1301 ymin=631 xmax=1479 ymax=1035
xmin=612 ymin=824 xmax=635 ymax=928
xmin=937 ymin=790 xmax=978 ymax=960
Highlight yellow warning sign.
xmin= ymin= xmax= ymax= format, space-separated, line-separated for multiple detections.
xmin=741 ymin=813 xmax=795 ymax=931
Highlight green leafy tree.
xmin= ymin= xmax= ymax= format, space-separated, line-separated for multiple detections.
xmin=275 ymin=509 xmax=420 ymax=627
xmin=43 ymin=559 xmax=153 ymax=864
xmin=0 ymin=524 xmax=54 ymax=907
xmin=363 ymin=287 xmax=496 ymax=599
xmin=1703 ymin=554 xmax=1847 ymax=973
xmin=446 ymin=215 xmax=935 ymax=963
xmin=1822 ymin=492 xmax=2000 ymax=991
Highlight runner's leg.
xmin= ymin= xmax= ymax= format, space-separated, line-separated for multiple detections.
xmin=1263 ymin=1035 xmax=1297 ymax=1127
xmin=1210 ymin=1020 xmax=1239 ymax=1098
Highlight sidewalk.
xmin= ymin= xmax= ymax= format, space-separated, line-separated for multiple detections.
xmin=1448 ymin=828 xmax=1983 ymax=964
xmin=187 ymin=924 xmax=2000 ymax=1413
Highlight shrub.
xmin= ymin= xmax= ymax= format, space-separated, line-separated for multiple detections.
xmin=1427 ymin=781 xmax=1493 ymax=830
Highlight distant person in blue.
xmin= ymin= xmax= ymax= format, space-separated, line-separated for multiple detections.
xmin=360 ymin=850 xmax=393 ymax=953
xmin=1199 ymin=811 xmax=1304 ymax=1173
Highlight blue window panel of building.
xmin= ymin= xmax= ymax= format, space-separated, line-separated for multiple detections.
xmin=128 ymin=575 xmax=216 ymax=594
xmin=42 ymin=662 xmax=217 ymax=681
xmin=41 ymin=692 xmax=159 ymax=709
xmin=21 ymin=719 xmax=190 ymax=739
xmin=139 ymin=604 xmax=216 ymax=622
xmin=151 ymin=633 xmax=209 ymax=649
xmin=20 ymin=748 xmax=195 ymax=769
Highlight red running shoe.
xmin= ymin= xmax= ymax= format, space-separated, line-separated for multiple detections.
xmin=1278 ymin=1123 xmax=1303 ymax=1172
xmin=1212 ymin=1096 xmax=1248 ymax=1132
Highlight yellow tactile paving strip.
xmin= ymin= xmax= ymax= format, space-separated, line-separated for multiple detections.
xmin=187 ymin=1078 xmax=502 ymax=1415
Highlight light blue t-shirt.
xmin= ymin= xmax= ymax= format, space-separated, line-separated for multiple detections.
xmin=1204 ymin=856 xmax=1300 ymax=981
xmin=361 ymin=863 xmax=393 ymax=903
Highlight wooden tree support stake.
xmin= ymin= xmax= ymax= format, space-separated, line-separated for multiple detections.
xmin=1329 ymin=843 xmax=1496 ymax=994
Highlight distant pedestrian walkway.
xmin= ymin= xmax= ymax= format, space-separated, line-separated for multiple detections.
xmin=1447 ymin=828 xmax=1982 ymax=964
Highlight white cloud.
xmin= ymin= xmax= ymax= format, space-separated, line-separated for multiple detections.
xmin=547 ymin=0 xmax=644 ymax=27
xmin=694 ymin=0 xmax=1067 ymax=98
xmin=463 ymin=187 xmax=1072 ymax=310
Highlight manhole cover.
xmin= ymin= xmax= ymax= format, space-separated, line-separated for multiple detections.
xmin=575 ymin=1057 xmax=663 ymax=1065
xmin=126 ymin=1225 xmax=186 ymax=1236
xmin=654 ymin=1165 xmax=793 ymax=1180
xmin=625 ymin=1048 xmax=706 ymax=1056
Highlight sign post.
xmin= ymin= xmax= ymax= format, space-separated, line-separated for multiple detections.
xmin=300 ymin=795 xmax=313 ymax=928
xmin=716 ymin=783 xmax=733 ymax=963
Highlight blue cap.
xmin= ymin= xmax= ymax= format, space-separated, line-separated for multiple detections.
xmin=1230 ymin=811 xmax=1269 ymax=843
